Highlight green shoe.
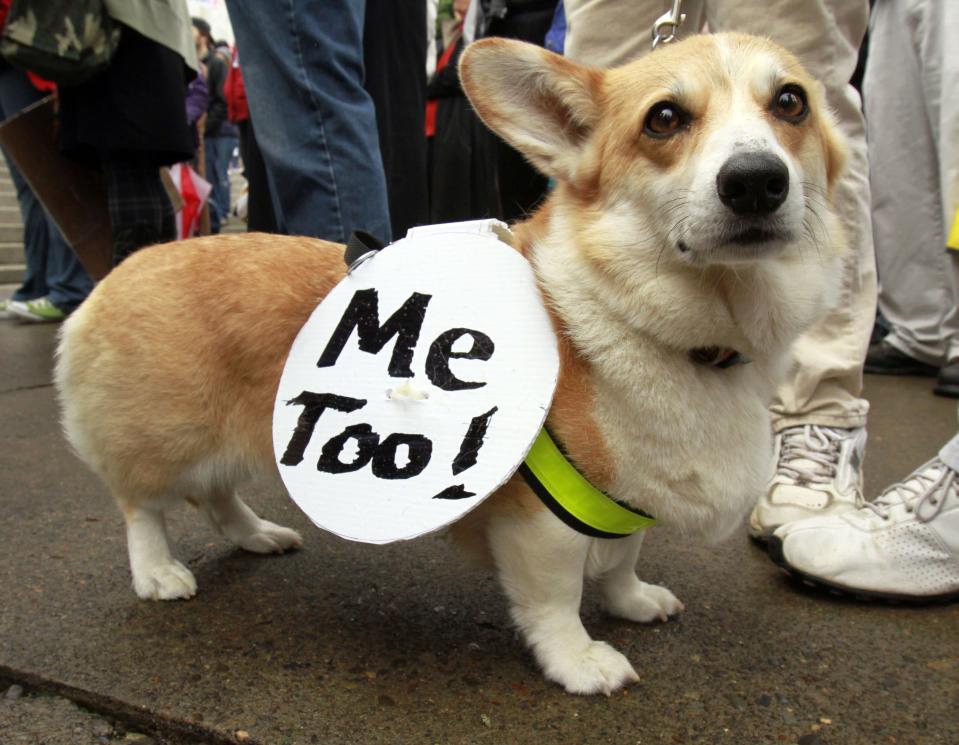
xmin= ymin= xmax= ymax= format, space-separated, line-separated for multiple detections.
xmin=0 ymin=298 xmax=14 ymax=320
xmin=9 ymin=296 xmax=67 ymax=323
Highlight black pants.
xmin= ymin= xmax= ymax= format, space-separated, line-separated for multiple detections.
xmin=485 ymin=2 xmax=557 ymax=221
xmin=101 ymin=151 xmax=175 ymax=265
xmin=364 ymin=0 xmax=429 ymax=239
xmin=238 ymin=119 xmax=278 ymax=233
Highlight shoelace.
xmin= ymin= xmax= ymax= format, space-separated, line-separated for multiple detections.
xmin=776 ymin=425 xmax=846 ymax=486
xmin=864 ymin=458 xmax=954 ymax=524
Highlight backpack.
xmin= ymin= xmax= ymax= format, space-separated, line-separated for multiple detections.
xmin=0 ymin=0 xmax=120 ymax=85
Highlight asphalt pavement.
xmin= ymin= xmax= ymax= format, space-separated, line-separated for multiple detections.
xmin=1 ymin=312 xmax=957 ymax=745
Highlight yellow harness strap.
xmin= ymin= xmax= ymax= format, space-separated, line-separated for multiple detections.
xmin=520 ymin=428 xmax=656 ymax=539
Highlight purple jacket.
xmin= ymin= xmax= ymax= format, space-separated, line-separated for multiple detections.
xmin=186 ymin=73 xmax=209 ymax=129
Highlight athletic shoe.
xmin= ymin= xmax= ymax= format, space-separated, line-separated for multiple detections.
xmin=865 ymin=339 xmax=938 ymax=376
xmin=769 ymin=456 xmax=959 ymax=602
xmin=748 ymin=425 xmax=866 ymax=540
xmin=933 ymin=359 xmax=959 ymax=398
xmin=0 ymin=298 xmax=15 ymax=319
xmin=9 ymin=296 xmax=66 ymax=323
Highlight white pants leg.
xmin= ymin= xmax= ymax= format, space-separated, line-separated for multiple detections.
xmin=865 ymin=0 xmax=959 ymax=365
xmin=564 ymin=0 xmax=876 ymax=432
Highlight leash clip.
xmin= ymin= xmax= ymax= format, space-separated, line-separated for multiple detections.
xmin=652 ymin=0 xmax=685 ymax=49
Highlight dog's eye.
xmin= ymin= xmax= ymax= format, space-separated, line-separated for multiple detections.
xmin=643 ymin=102 xmax=688 ymax=138
xmin=772 ymin=85 xmax=808 ymax=123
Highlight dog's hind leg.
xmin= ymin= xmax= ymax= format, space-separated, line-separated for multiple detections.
xmin=124 ymin=503 xmax=197 ymax=600
xmin=590 ymin=533 xmax=684 ymax=623
xmin=199 ymin=489 xmax=303 ymax=555
xmin=488 ymin=508 xmax=639 ymax=696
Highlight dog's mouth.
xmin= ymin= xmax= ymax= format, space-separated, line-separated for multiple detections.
xmin=678 ymin=221 xmax=794 ymax=262
xmin=726 ymin=226 xmax=783 ymax=245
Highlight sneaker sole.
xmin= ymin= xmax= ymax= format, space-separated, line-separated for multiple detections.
xmin=8 ymin=307 xmax=65 ymax=323
xmin=767 ymin=536 xmax=959 ymax=605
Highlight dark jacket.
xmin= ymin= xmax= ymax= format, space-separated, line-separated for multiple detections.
xmin=202 ymin=50 xmax=228 ymax=137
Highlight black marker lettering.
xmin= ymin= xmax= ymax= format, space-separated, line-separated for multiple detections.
xmin=433 ymin=484 xmax=477 ymax=500
xmin=318 ymin=423 xmax=379 ymax=473
xmin=316 ymin=289 xmax=432 ymax=378
xmin=451 ymin=406 xmax=498 ymax=475
xmin=371 ymin=433 xmax=433 ymax=480
xmin=280 ymin=392 xmax=367 ymax=466
xmin=425 ymin=327 xmax=494 ymax=391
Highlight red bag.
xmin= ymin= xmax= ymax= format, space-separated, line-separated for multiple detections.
xmin=224 ymin=48 xmax=249 ymax=123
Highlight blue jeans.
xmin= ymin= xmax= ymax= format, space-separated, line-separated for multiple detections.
xmin=204 ymin=134 xmax=238 ymax=234
xmin=224 ymin=0 xmax=391 ymax=242
xmin=0 ymin=69 xmax=93 ymax=312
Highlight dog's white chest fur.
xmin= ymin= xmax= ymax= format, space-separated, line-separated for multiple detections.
xmin=531 ymin=211 xmax=841 ymax=539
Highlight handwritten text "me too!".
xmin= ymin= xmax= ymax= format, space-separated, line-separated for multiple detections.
xmin=278 ymin=288 xmax=499 ymax=500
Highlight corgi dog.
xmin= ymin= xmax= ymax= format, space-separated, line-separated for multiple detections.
xmin=56 ymin=33 xmax=847 ymax=695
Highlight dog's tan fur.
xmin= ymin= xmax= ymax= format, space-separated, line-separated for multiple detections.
xmin=56 ymin=33 xmax=847 ymax=695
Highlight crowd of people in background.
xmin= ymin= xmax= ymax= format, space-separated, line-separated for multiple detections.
xmin=0 ymin=0 xmax=956 ymax=603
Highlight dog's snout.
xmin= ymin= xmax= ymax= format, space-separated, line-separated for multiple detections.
xmin=716 ymin=153 xmax=789 ymax=216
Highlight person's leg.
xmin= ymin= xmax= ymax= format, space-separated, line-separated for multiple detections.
xmin=211 ymin=135 xmax=237 ymax=226
xmin=0 ymin=68 xmax=52 ymax=304
xmin=485 ymin=4 xmax=560 ymax=222
xmin=9 ymin=226 xmax=92 ymax=321
xmin=708 ymin=0 xmax=875 ymax=432
xmin=240 ymin=119 xmax=278 ymax=233
xmin=363 ymin=0 xmax=428 ymax=239
xmin=866 ymin=0 xmax=955 ymax=368
xmin=567 ymin=0 xmax=875 ymax=536
xmin=202 ymin=136 xmax=222 ymax=234
xmin=101 ymin=151 xmax=176 ymax=265
xmin=42 ymin=219 xmax=94 ymax=314
xmin=770 ymin=248 xmax=959 ymax=599
xmin=224 ymin=0 xmax=391 ymax=243
xmin=1 ymin=150 xmax=48 ymax=304
xmin=701 ymin=0 xmax=876 ymax=537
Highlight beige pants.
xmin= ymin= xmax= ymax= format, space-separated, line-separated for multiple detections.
xmin=564 ymin=0 xmax=877 ymax=432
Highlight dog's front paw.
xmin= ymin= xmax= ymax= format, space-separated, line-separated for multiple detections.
xmin=237 ymin=521 xmax=303 ymax=554
xmin=541 ymin=641 xmax=639 ymax=696
xmin=133 ymin=560 xmax=197 ymax=600
xmin=605 ymin=581 xmax=684 ymax=623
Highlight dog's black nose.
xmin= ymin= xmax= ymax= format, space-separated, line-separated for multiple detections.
xmin=716 ymin=153 xmax=789 ymax=216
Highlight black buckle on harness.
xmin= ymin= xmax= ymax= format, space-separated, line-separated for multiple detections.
xmin=343 ymin=230 xmax=385 ymax=270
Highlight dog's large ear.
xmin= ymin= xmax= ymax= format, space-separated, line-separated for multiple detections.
xmin=459 ymin=38 xmax=602 ymax=182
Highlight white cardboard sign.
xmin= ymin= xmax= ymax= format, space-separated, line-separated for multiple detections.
xmin=272 ymin=221 xmax=559 ymax=543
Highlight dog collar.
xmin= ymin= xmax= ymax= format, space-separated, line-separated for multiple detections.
xmin=519 ymin=428 xmax=656 ymax=539
xmin=689 ymin=346 xmax=749 ymax=369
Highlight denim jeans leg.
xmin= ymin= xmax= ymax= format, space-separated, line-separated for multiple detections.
xmin=44 ymin=218 xmax=94 ymax=313
xmin=224 ymin=0 xmax=391 ymax=242
xmin=218 ymin=135 xmax=238 ymax=218
xmin=0 ymin=68 xmax=51 ymax=301
xmin=206 ymin=136 xmax=234 ymax=223
xmin=203 ymin=136 xmax=222 ymax=234
xmin=2 ymin=151 xmax=47 ymax=301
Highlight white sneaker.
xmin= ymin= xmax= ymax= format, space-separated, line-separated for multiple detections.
xmin=748 ymin=425 xmax=866 ymax=540
xmin=769 ymin=457 xmax=959 ymax=601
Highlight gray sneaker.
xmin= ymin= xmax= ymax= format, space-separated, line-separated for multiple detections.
xmin=749 ymin=425 xmax=866 ymax=540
